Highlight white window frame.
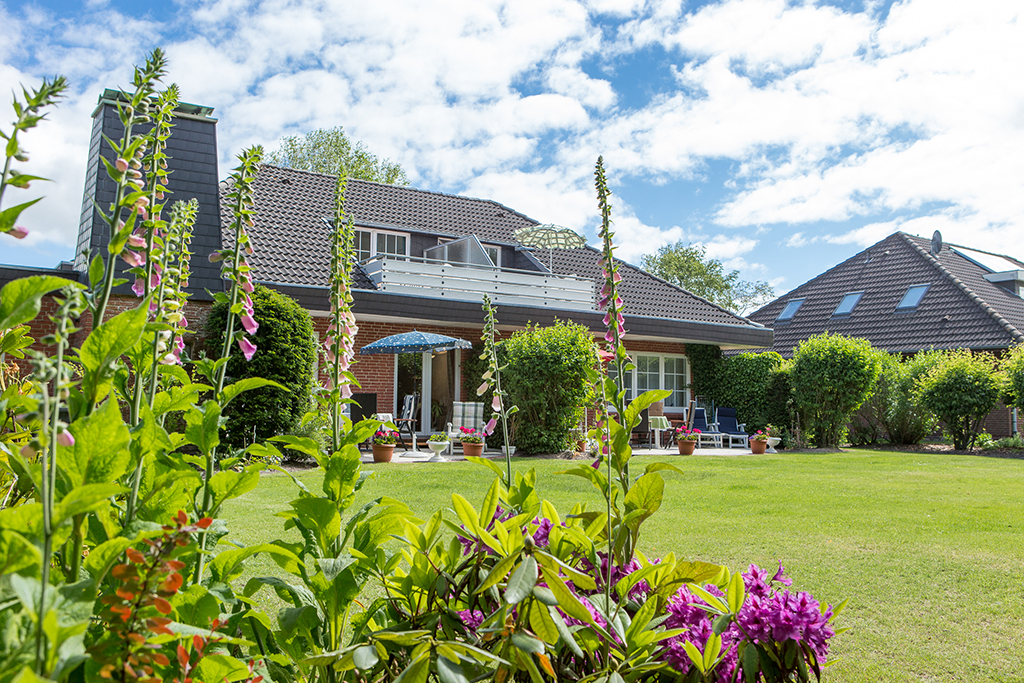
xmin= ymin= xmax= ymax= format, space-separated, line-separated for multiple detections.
xmin=621 ymin=353 xmax=690 ymax=409
xmin=354 ymin=228 xmax=410 ymax=262
xmin=435 ymin=237 xmax=502 ymax=268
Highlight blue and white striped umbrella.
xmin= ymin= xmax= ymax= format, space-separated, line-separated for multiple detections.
xmin=359 ymin=330 xmax=473 ymax=355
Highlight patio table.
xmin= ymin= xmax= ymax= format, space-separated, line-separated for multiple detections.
xmin=650 ymin=415 xmax=672 ymax=448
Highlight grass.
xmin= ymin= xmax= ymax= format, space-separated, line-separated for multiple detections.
xmin=222 ymin=449 xmax=1024 ymax=682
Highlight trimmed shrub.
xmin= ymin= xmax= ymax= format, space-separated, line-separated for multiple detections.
xmin=884 ymin=350 xmax=943 ymax=444
xmin=714 ymin=351 xmax=784 ymax=432
xmin=1003 ymin=343 xmax=1024 ymax=410
xmin=791 ymin=332 xmax=882 ymax=448
xmin=501 ymin=321 xmax=596 ymax=454
xmin=917 ymin=349 xmax=1002 ymax=450
xmin=206 ymin=284 xmax=317 ymax=448
xmin=687 ymin=344 xmax=721 ymax=398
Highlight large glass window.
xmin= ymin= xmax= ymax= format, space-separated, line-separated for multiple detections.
xmin=376 ymin=232 xmax=408 ymax=258
xmin=663 ymin=357 xmax=688 ymax=408
xmin=636 ymin=355 xmax=660 ymax=396
xmin=355 ymin=230 xmax=372 ymax=263
xmin=616 ymin=354 xmax=688 ymax=409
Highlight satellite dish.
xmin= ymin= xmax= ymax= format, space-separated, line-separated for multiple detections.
xmin=931 ymin=230 xmax=942 ymax=254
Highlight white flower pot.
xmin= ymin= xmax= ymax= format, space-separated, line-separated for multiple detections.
xmin=427 ymin=441 xmax=449 ymax=462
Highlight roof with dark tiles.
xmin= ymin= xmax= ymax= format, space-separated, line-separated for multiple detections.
xmin=221 ymin=164 xmax=760 ymax=329
xmin=744 ymin=231 xmax=1024 ymax=356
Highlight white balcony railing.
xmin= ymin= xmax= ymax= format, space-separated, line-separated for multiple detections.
xmin=362 ymin=255 xmax=595 ymax=311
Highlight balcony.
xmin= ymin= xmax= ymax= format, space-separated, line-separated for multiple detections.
xmin=361 ymin=255 xmax=595 ymax=312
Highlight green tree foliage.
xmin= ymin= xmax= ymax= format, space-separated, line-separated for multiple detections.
xmin=791 ymin=333 xmax=882 ymax=448
xmin=686 ymin=344 xmax=722 ymax=398
xmin=850 ymin=350 xmax=945 ymax=446
xmin=714 ymin=351 xmax=785 ymax=432
xmin=1002 ymin=343 xmax=1024 ymax=410
xmin=502 ymin=321 xmax=596 ymax=454
xmin=917 ymin=349 xmax=1002 ymax=450
xmin=640 ymin=242 xmax=774 ymax=314
xmin=206 ymin=284 xmax=317 ymax=447
xmin=265 ymin=126 xmax=409 ymax=184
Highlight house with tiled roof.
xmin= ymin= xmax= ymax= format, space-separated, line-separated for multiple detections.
xmin=745 ymin=230 xmax=1023 ymax=435
xmin=2 ymin=90 xmax=773 ymax=436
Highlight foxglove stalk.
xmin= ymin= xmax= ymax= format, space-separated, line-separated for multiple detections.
xmin=324 ymin=176 xmax=360 ymax=453
xmin=479 ymin=294 xmax=517 ymax=483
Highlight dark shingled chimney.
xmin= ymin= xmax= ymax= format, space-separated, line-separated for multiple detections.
xmin=74 ymin=89 xmax=223 ymax=299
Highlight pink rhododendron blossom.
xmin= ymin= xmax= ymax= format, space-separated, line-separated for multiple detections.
xmin=238 ymin=337 xmax=257 ymax=360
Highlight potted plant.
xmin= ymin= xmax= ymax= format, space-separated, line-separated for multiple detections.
xmin=674 ymin=425 xmax=700 ymax=455
xmin=765 ymin=423 xmax=782 ymax=452
xmin=372 ymin=429 xmax=398 ymax=462
xmin=458 ymin=426 xmax=485 ymax=457
xmin=749 ymin=429 xmax=769 ymax=454
xmin=426 ymin=433 xmax=450 ymax=461
xmin=568 ymin=428 xmax=586 ymax=453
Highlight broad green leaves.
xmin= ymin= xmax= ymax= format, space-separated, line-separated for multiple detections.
xmin=0 ymin=275 xmax=76 ymax=331
xmin=58 ymin=399 xmax=130 ymax=486
xmin=78 ymin=301 xmax=148 ymax=404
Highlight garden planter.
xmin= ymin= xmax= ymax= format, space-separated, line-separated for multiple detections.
xmin=750 ymin=440 xmax=767 ymax=455
xmin=576 ymin=440 xmax=587 ymax=453
xmin=372 ymin=444 xmax=395 ymax=462
xmin=427 ymin=440 xmax=450 ymax=463
xmin=462 ymin=442 xmax=484 ymax=457
xmin=677 ymin=440 xmax=696 ymax=455
xmin=766 ymin=436 xmax=781 ymax=453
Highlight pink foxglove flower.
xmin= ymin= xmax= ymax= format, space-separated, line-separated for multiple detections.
xmin=115 ymin=158 xmax=129 ymax=173
xmin=477 ymin=381 xmax=489 ymax=396
xmin=132 ymin=277 xmax=145 ymax=297
xmin=127 ymin=232 xmax=146 ymax=248
xmin=122 ymin=250 xmax=145 ymax=267
xmin=208 ymin=251 xmax=224 ymax=263
xmin=491 ymin=395 xmax=501 ymax=411
xmin=8 ymin=225 xmax=29 ymax=239
xmin=484 ymin=417 xmax=497 ymax=435
xmin=238 ymin=336 xmax=257 ymax=360
xmin=242 ymin=278 xmax=255 ymax=294
xmin=241 ymin=313 xmax=259 ymax=335
xmin=57 ymin=430 xmax=75 ymax=447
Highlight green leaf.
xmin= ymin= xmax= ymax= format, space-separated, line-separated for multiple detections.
xmin=219 ymin=377 xmax=287 ymax=408
xmin=528 ymin=604 xmax=560 ymax=645
xmin=727 ymin=569 xmax=746 ymax=614
xmin=352 ymin=645 xmax=379 ymax=671
xmin=83 ymin=537 xmax=133 ymax=582
xmin=538 ymin=567 xmax=592 ymax=625
xmin=88 ymin=254 xmax=105 ymax=288
xmin=289 ymin=497 xmax=341 ymax=555
xmin=172 ymin=585 xmax=220 ymax=629
xmin=511 ymin=632 xmax=545 ymax=655
xmin=505 ymin=556 xmax=538 ymax=605
xmin=547 ymin=606 xmax=584 ymax=657
xmin=185 ymin=401 xmax=222 ymax=456
xmin=58 ymin=398 xmax=131 ymax=486
xmin=54 ymin=483 xmax=125 ymax=527
xmin=152 ymin=384 xmax=208 ymax=416
xmin=394 ymin=653 xmax=429 ymax=683
xmin=207 ymin=465 xmax=260 ymax=515
xmin=0 ymin=275 xmax=75 ymax=331
xmin=192 ymin=653 xmax=250 ymax=683
xmin=0 ymin=198 xmax=42 ymax=232
xmin=624 ymin=472 xmax=664 ymax=520
xmin=436 ymin=656 xmax=469 ymax=683
xmin=78 ymin=302 xmax=149 ymax=404
xmin=480 ymin=477 xmax=501 ymax=529
xmin=476 ymin=551 xmax=517 ymax=593
xmin=0 ymin=530 xmax=41 ymax=576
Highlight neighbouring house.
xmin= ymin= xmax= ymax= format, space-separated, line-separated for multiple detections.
xmin=745 ymin=230 xmax=1024 ymax=437
xmin=1 ymin=91 xmax=773 ymax=437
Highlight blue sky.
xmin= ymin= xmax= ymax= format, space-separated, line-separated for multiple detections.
xmin=1 ymin=0 xmax=1022 ymax=308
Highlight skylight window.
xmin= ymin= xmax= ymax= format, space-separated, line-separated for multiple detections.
xmin=897 ymin=284 xmax=929 ymax=310
xmin=776 ymin=298 xmax=805 ymax=321
xmin=833 ymin=292 xmax=863 ymax=316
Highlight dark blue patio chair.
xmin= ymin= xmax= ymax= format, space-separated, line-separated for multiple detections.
xmin=691 ymin=407 xmax=723 ymax=448
xmin=714 ymin=407 xmax=749 ymax=448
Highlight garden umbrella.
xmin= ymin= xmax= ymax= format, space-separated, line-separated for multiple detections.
xmin=359 ymin=330 xmax=473 ymax=355
xmin=513 ymin=224 xmax=588 ymax=271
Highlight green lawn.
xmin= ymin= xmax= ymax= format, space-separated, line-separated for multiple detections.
xmin=222 ymin=449 xmax=1024 ymax=682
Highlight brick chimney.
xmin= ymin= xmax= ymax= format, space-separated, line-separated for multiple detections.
xmin=74 ymin=90 xmax=223 ymax=299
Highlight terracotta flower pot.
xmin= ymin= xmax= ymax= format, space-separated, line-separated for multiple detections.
xmin=462 ymin=442 xmax=484 ymax=458
xmin=677 ymin=440 xmax=696 ymax=455
xmin=750 ymin=439 xmax=767 ymax=455
xmin=372 ymin=444 xmax=395 ymax=463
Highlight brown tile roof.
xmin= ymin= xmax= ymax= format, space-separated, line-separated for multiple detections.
xmin=744 ymin=231 xmax=1024 ymax=356
xmin=221 ymin=164 xmax=759 ymax=329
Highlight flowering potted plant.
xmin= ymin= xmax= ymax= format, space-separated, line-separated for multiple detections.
xmin=426 ymin=432 xmax=450 ymax=461
xmin=674 ymin=424 xmax=700 ymax=455
xmin=458 ymin=426 xmax=485 ymax=457
xmin=765 ymin=423 xmax=782 ymax=452
xmin=371 ymin=429 xmax=398 ymax=462
xmin=749 ymin=429 xmax=769 ymax=454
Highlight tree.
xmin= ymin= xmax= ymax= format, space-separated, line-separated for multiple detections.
xmin=640 ymin=242 xmax=774 ymax=314
xmin=206 ymin=284 xmax=317 ymax=448
xmin=265 ymin=126 xmax=409 ymax=185
xmin=918 ymin=349 xmax=1002 ymax=450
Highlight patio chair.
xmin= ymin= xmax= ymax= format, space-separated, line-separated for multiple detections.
xmin=714 ymin=407 xmax=750 ymax=449
xmin=446 ymin=401 xmax=486 ymax=455
xmin=691 ymin=407 xmax=724 ymax=449
xmin=394 ymin=394 xmax=419 ymax=451
xmin=630 ymin=408 xmax=653 ymax=449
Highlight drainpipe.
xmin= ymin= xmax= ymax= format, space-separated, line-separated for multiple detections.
xmin=1013 ymin=407 xmax=1018 ymax=437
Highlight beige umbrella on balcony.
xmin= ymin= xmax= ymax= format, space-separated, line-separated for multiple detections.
xmin=513 ymin=224 xmax=588 ymax=272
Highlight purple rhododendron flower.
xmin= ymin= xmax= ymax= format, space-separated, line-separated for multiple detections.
xmin=456 ymin=610 xmax=485 ymax=631
xmin=532 ymin=518 xmax=553 ymax=547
